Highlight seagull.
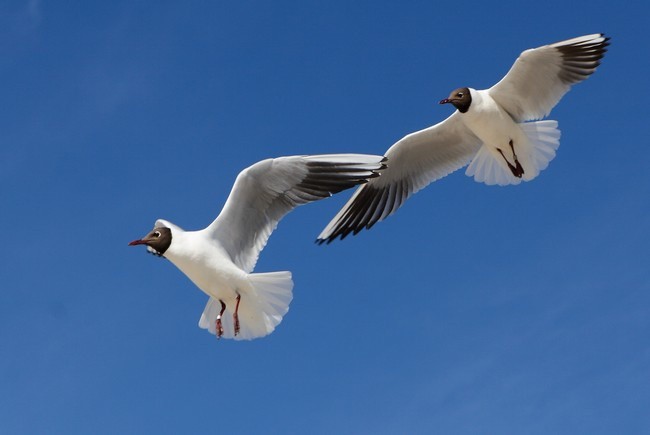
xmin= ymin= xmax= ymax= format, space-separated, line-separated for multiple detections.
xmin=129 ymin=154 xmax=386 ymax=340
xmin=317 ymin=33 xmax=610 ymax=244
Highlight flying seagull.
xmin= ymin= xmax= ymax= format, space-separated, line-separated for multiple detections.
xmin=129 ymin=154 xmax=386 ymax=340
xmin=317 ymin=33 xmax=609 ymax=244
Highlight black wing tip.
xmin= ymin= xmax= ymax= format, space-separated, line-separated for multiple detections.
xmin=315 ymin=232 xmax=344 ymax=245
xmin=314 ymin=207 xmax=382 ymax=245
xmin=597 ymin=34 xmax=611 ymax=49
xmin=571 ymin=32 xmax=612 ymax=51
xmin=315 ymin=234 xmax=348 ymax=245
xmin=315 ymin=235 xmax=336 ymax=245
xmin=306 ymin=155 xmax=387 ymax=168
xmin=602 ymin=35 xmax=611 ymax=49
xmin=315 ymin=222 xmax=367 ymax=245
xmin=555 ymin=33 xmax=611 ymax=84
xmin=314 ymin=161 xmax=391 ymax=245
xmin=555 ymin=33 xmax=611 ymax=50
xmin=318 ymin=217 xmax=380 ymax=244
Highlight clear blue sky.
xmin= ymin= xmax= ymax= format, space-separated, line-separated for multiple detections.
xmin=2 ymin=1 xmax=649 ymax=434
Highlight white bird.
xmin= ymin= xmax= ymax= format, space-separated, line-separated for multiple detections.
xmin=129 ymin=154 xmax=386 ymax=340
xmin=318 ymin=33 xmax=609 ymax=243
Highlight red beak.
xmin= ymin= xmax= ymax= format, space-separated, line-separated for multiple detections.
xmin=439 ymin=98 xmax=451 ymax=105
xmin=129 ymin=239 xmax=146 ymax=246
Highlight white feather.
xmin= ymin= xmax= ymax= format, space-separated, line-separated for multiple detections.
xmin=199 ymin=272 xmax=293 ymax=340
xmin=465 ymin=120 xmax=561 ymax=186
xmin=489 ymin=34 xmax=608 ymax=121
xmin=319 ymin=35 xmax=607 ymax=242
xmin=145 ymin=154 xmax=384 ymax=340
xmin=318 ymin=114 xmax=481 ymax=241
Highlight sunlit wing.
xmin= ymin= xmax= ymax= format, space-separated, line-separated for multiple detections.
xmin=318 ymin=113 xmax=481 ymax=243
xmin=489 ymin=33 xmax=609 ymax=122
xmin=207 ymin=154 xmax=386 ymax=272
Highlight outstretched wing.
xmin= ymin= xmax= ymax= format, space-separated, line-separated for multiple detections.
xmin=206 ymin=154 xmax=386 ymax=272
xmin=489 ymin=33 xmax=610 ymax=122
xmin=317 ymin=112 xmax=481 ymax=243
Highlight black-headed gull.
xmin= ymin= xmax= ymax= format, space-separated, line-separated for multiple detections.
xmin=130 ymin=154 xmax=386 ymax=340
xmin=317 ymin=34 xmax=609 ymax=243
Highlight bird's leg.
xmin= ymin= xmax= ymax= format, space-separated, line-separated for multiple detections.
xmin=497 ymin=145 xmax=523 ymax=178
xmin=216 ymin=299 xmax=226 ymax=339
xmin=509 ymin=140 xmax=525 ymax=177
xmin=233 ymin=294 xmax=241 ymax=337
xmin=497 ymin=148 xmax=521 ymax=178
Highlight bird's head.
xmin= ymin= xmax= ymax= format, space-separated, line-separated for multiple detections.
xmin=129 ymin=226 xmax=172 ymax=257
xmin=439 ymin=87 xmax=472 ymax=113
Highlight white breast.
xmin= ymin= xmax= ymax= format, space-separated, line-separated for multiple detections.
xmin=164 ymin=229 xmax=248 ymax=300
xmin=461 ymin=88 xmax=559 ymax=185
xmin=461 ymin=89 xmax=525 ymax=148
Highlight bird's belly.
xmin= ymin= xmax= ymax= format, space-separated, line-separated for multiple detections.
xmin=167 ymin=254 xmax=245 ymax=301
xmin=464 ymin=107 xmax=522 ymax=149
xmin=463 ymin=99 xmax=541 ymax=180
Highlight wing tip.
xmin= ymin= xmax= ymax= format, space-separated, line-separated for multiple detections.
xmin=551 ymin=32 xmax=611 ymax=49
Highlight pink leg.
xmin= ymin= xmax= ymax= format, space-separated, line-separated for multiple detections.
xmin=233 ymin=295 xmax=241 ymax=336
xmin=215 ymin=300 xmax=226 ymax=339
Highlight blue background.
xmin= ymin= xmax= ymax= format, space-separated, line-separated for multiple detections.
xmin=2 ymin=1 xmax=649 ymax=433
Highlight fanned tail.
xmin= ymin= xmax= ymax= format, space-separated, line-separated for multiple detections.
xmin=466 ymin=144 xmax=519 ymax=186
xmin=520 ymin=120 xmax=561 ymax=178
xmin=198 ymin=271 xmax=294 ymax=341
xmin=466 ymin=120 xmax=561 ymax=186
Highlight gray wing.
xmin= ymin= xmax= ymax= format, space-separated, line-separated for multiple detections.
xmin=489 ymin=33 xmax=609 ymax=122
xmin=206 ymin=154 xmax=386 ymax=272
xmin=317 ymin=112 xmax=481 ymax=243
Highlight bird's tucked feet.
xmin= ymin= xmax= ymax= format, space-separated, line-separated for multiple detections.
xmin=509 ymin=140 xmax=525 ymax=177
xmin=216 ymin=316 xmax=224 ymax=338
xmin=216 ymin=299 xmax=226 ymax=339
xmin=233 ymin=295 xmax=241 ymax=336
xmin=514 ymin=160 xmax=524 ymax=177
xmin=498 ymin=144 xmax=524 ymax=178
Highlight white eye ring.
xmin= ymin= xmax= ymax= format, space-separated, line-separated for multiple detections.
xmin=457 ymin=92 xmax=463 ymax=97
xmin=154 ymin=231 xmax=161 ymax=237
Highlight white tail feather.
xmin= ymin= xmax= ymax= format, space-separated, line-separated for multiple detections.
xmin=521 ymin=120 xmax=561 ymax=175
xmin=465 ymin=120 xmax=561 ymax=186
xmin=466 ymin=145 xmax=519 ymax=186
xmin=198 ymin=271 xmax=294 ymax=340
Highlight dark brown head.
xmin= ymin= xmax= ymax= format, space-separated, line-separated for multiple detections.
xmin=439 ymin=87 xmax=472 ymax=113
xmin=129 ymin=227 xmax=172 ymax=257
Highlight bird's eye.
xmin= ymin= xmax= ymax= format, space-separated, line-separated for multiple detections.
xmin=457 ymin=92 xmax=464 ymax=97
xmin=154 ymin=231 xmax=161 ymax=238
